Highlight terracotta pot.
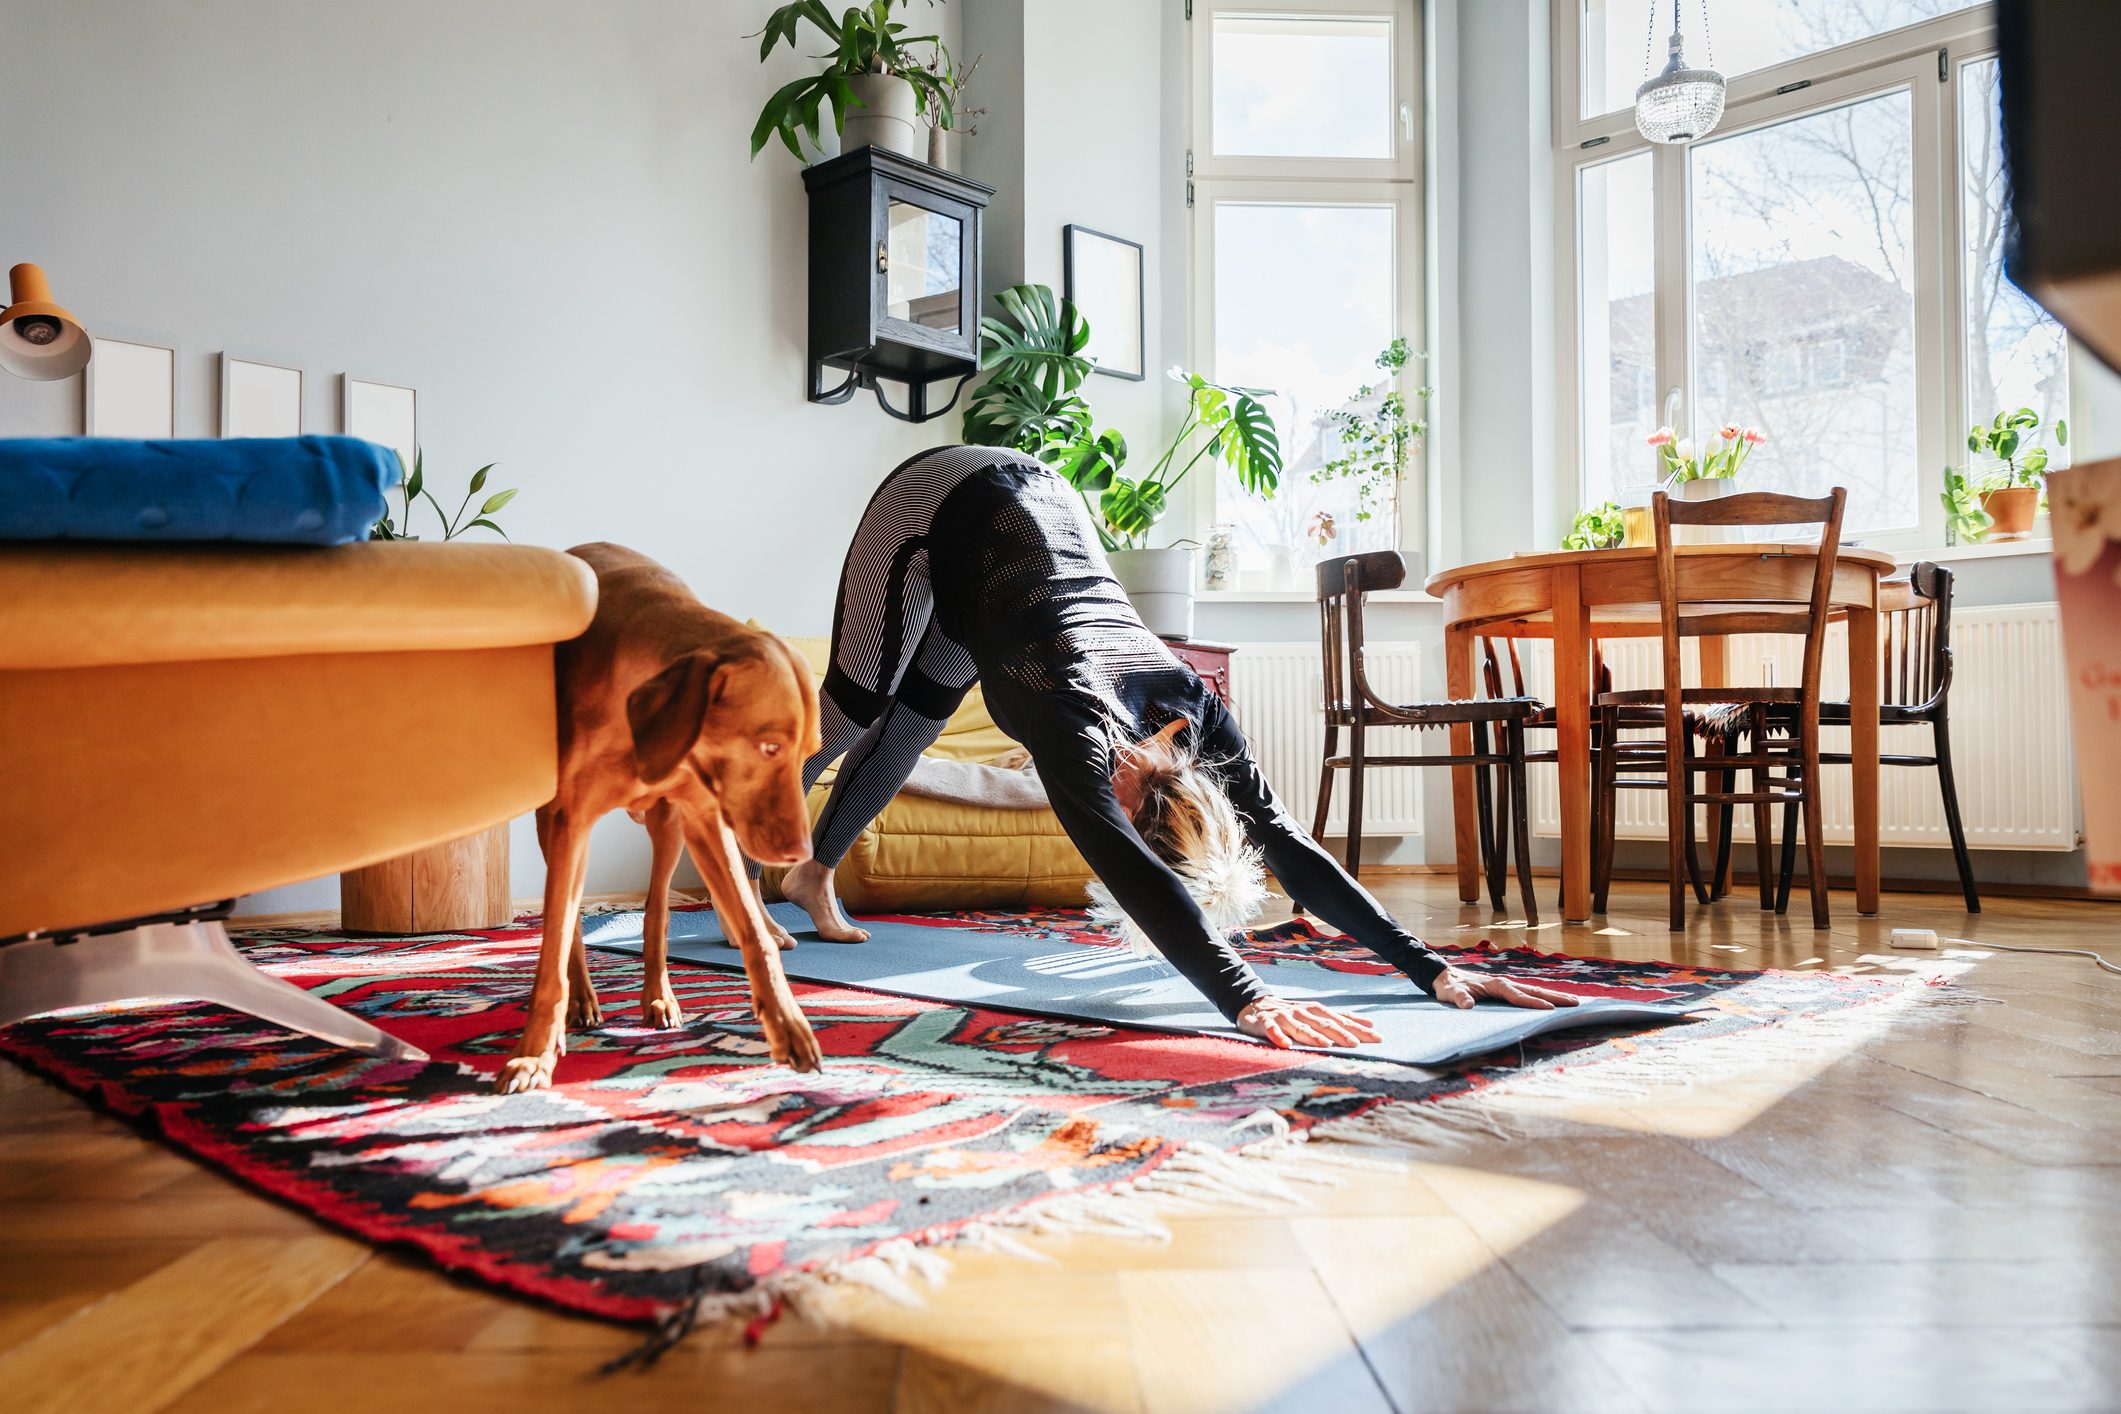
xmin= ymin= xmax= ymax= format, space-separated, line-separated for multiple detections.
xmin=1979 ymin=485 xmax=2040 ymax=538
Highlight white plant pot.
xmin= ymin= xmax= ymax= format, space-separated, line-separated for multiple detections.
xmin=843 ymin=72 xmax=921 ymax=158
xmin=1674 ymin=475 xmax=1737 ymax=544
xmin=1109 ymin=546 xmax=1196 ymax=640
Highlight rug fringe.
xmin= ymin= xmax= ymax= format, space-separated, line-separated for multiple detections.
xmin=618 ymin=971 xmax=1968 ymax=1358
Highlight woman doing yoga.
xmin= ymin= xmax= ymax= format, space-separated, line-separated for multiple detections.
xmin=773 ymin=445 xmax=1575 ymax=1046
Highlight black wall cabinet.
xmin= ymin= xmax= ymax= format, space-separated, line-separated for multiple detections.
xmin=802 ymin=147 xmax=992 ymax=422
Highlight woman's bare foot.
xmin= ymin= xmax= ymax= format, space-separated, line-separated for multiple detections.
xmin=779 ymin=859 xmax=870 ymax=942
xmin=751 ymin=877 xmax=798 ymax=952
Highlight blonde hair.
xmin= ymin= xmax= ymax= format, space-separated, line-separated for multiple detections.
xmin=1087 ymin=731 xmax=1268 ymax=958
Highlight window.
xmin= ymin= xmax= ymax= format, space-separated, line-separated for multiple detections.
xmin=1556 ymin=2 xmax=2069 ymax=549
xmin=1578 ymin=150 xmax=1657 ymax=510
xmin=1190 ymin=0 xmax=1422 ymax=579
xmin=1960 ymin=56 xmax=2071 ymax=469
xmin=1577 ymin=0 xmax=1982 ymax=120
xmin=1691 ymin=89 xmax=1918 ymax=531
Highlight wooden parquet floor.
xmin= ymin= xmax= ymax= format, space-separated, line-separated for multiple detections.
xmin=2 ymin=878 xmax=2117 ymax=1413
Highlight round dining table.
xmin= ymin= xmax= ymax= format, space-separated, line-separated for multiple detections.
xmin=1426 ymin=543 xmax=1898 ymax=924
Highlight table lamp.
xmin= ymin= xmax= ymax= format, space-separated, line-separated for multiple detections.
xmin=0 ymin=263 xmax=91 ymax=381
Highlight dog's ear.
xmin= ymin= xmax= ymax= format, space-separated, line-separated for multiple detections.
xmin=625 ymin=652 xmax=727 ymax=783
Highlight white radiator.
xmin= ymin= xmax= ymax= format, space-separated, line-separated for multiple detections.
xmin=1228 ymin=641 xmax=1425 ymax=835
xmin=1504 ymin=604 xmax=2080 ymax=851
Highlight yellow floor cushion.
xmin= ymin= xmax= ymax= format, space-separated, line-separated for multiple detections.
xmin=755 ymin=631 xmax=1092 ymax=910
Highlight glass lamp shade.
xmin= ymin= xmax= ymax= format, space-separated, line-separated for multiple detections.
xmin=1635 ymin=60 xmax=1726 ymax=145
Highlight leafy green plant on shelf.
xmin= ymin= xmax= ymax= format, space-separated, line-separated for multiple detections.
xmin=1967 ymin=406 xmax=2065 ymax=489
xmin=370 ymin=452 xmax=519 ymax=541
xmin=1940 ymin=466 xmax=1992 ymax=544
xmin=1562 ymin=500 xmax=1626 ymax=550
xmin=749 ymin=1 xmax=953 ymax=161
xmin=1941 ymin=407 xmax=2068 ymax=543
xmin=963 ymin=282 xmax=1283 ymax=550
xmin=1313 ymin=337 xmax=1429 ymax=524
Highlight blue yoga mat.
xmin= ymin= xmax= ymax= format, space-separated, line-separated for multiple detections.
xmin=583 ymin=904 xmax=1700 ymax=1068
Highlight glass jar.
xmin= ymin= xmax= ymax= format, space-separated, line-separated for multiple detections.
xmin=1203 ymin=523 xmax=1237 ymax=590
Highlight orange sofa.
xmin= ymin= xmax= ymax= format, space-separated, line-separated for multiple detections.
xmin=0 ymin=541 xmax=596 ymax=1054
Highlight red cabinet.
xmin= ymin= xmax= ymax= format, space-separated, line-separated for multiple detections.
xmin=1162 ymin=637 xmax=1235 ymax=707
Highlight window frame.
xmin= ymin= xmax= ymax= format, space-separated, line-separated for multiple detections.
xmin=1186 ymin=0 xmax=1427 ymax=560
xmin=1550 ymin=1 xmax=2057 ymax=554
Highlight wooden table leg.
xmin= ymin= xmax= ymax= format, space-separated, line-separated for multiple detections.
xmin=1446 ymin=622 xmax=1481 ymax=903
xmin=1552 ymin=567 xmax=1593 ymax=922
xmin=1848 ymin=602 xmax=1881 ymax=914
xmin=1698 ymin=635 xmax=1730 ymax=895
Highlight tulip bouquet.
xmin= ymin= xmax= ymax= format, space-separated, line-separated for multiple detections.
xmin=1647 ymin=423 xmax=1764 ymax=483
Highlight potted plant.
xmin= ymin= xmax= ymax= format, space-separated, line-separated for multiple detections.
xmin=1562 ymin=500 xmax=1626 ymax=550
xmin=1311 ymin=338 xmax=1429 ymax=527
xmin=1941 ymin=466 xmax=1993 ymax=545
xmin=1957 ymin=406 xmax=2065 ymax=540
xmin=964 ymin=284 xmax=1282 ymax=635
xmin=1648 ymin=421 xmax=1763 ymax=502
xmin=750 ymin=1 xmax=952 ymax=163
xmin=369 ymin=451 xmax=519 ymax=542
xmin=917 ymin=46 xmax=982 ymax=170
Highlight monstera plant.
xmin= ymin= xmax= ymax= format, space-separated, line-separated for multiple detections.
xmin=963 ymin=283 xmax=1279 ymax=635
xmin=964 ymin=284 xmax=1281 ymax=551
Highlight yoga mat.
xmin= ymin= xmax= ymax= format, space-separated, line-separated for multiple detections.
xmin=584 ymin=904 xmax=1701 ymax=1067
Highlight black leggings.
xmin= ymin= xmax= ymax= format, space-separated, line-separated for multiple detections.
xmin=800 ymin=448 xmax=992 ymax=866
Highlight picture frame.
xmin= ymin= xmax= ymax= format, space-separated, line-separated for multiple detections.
xmin=83 ymin=337 xmax=177 ymax=438
xmin=341 ymin=375 xmax=418 ymax=470
xmin=1063 ymin=224 xmax=1146 ymax=381
xmin=219 ymin=354 xmax=304 ymax=438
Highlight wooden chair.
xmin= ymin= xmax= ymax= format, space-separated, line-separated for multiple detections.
xmin=1479 ymin=637 xmax=1615 ymax=913
xmin=1767 ymin=562 xmax=1978 ymax=912
xmin=1311 ymin=550 xmax=1543 ymax=923
xmin=1592 ymin=488 xmax=1848 ymax=930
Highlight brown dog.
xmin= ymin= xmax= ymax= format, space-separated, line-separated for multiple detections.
xmin=498 ymin=542 xmax=824 ymax=1093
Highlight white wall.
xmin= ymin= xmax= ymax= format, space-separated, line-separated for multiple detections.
xmin=964 ymin=0 xmax=1180 ymax=487
xmin=0 ymin=0 xmax=961 ymax=908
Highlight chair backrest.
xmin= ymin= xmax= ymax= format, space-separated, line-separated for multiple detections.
xmin=1882 ymin=561 xmax=1955 ymax=712
xmin=1650 ymin=488 xmax=1847 ymax=723
xmin=1481 ymin=635 xmax=1610 ymax=702
xmin=1315 ymin=550 xmax=1410 ymax=718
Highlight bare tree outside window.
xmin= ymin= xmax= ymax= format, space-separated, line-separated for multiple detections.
xmin=1960 ymin=56 xmax=2070 ymax=459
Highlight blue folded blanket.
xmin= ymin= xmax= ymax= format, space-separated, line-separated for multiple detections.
xmin=0 ymin=436 xmax=401 ymax=545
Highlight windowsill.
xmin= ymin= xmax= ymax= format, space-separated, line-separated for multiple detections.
xmin=1196 ymin=588 xmax=1440 ymax=604
xmin=1897 ymin=537 xmax=2052 ymax=566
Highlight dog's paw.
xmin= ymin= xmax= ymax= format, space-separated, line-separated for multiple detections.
xmin=761 ymin=1006 xmax=823 ymax=1073
xmin=567 ymin=990 xmax=604 ymax=1029
xmin=643 ymin=988 xmax=686 ymax=1029
xmin=496 ymin=1052 xmax=558 ymax=1093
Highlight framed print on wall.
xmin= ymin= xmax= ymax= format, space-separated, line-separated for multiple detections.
xmin=83 ymin=338 xmax=177 ymax=437
xmin=341 ymin=375 xmax=418 ymax=470
xmin=1064 ymin=224 xmax=1146 ymax=380
xmin=220 ymin=354 xmax=304 ymax=438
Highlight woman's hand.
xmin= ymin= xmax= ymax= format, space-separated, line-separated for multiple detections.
xmin=1237 ymin=996 xmax=1381 ymax=1049
xmin=1430 ymin=967 xmax=1580 ymax=1011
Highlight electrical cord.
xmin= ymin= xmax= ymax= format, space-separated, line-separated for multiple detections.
xmin=1946 ymin=938 xmax=2121 ymax=977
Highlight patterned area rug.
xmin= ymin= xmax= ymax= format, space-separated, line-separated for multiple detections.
xmin=0 ymin=907 xmax=1948 ymax=1336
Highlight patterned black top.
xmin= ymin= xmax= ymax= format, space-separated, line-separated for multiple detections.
xmin=927 ymin=456 xmax=1449 ymax=1021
